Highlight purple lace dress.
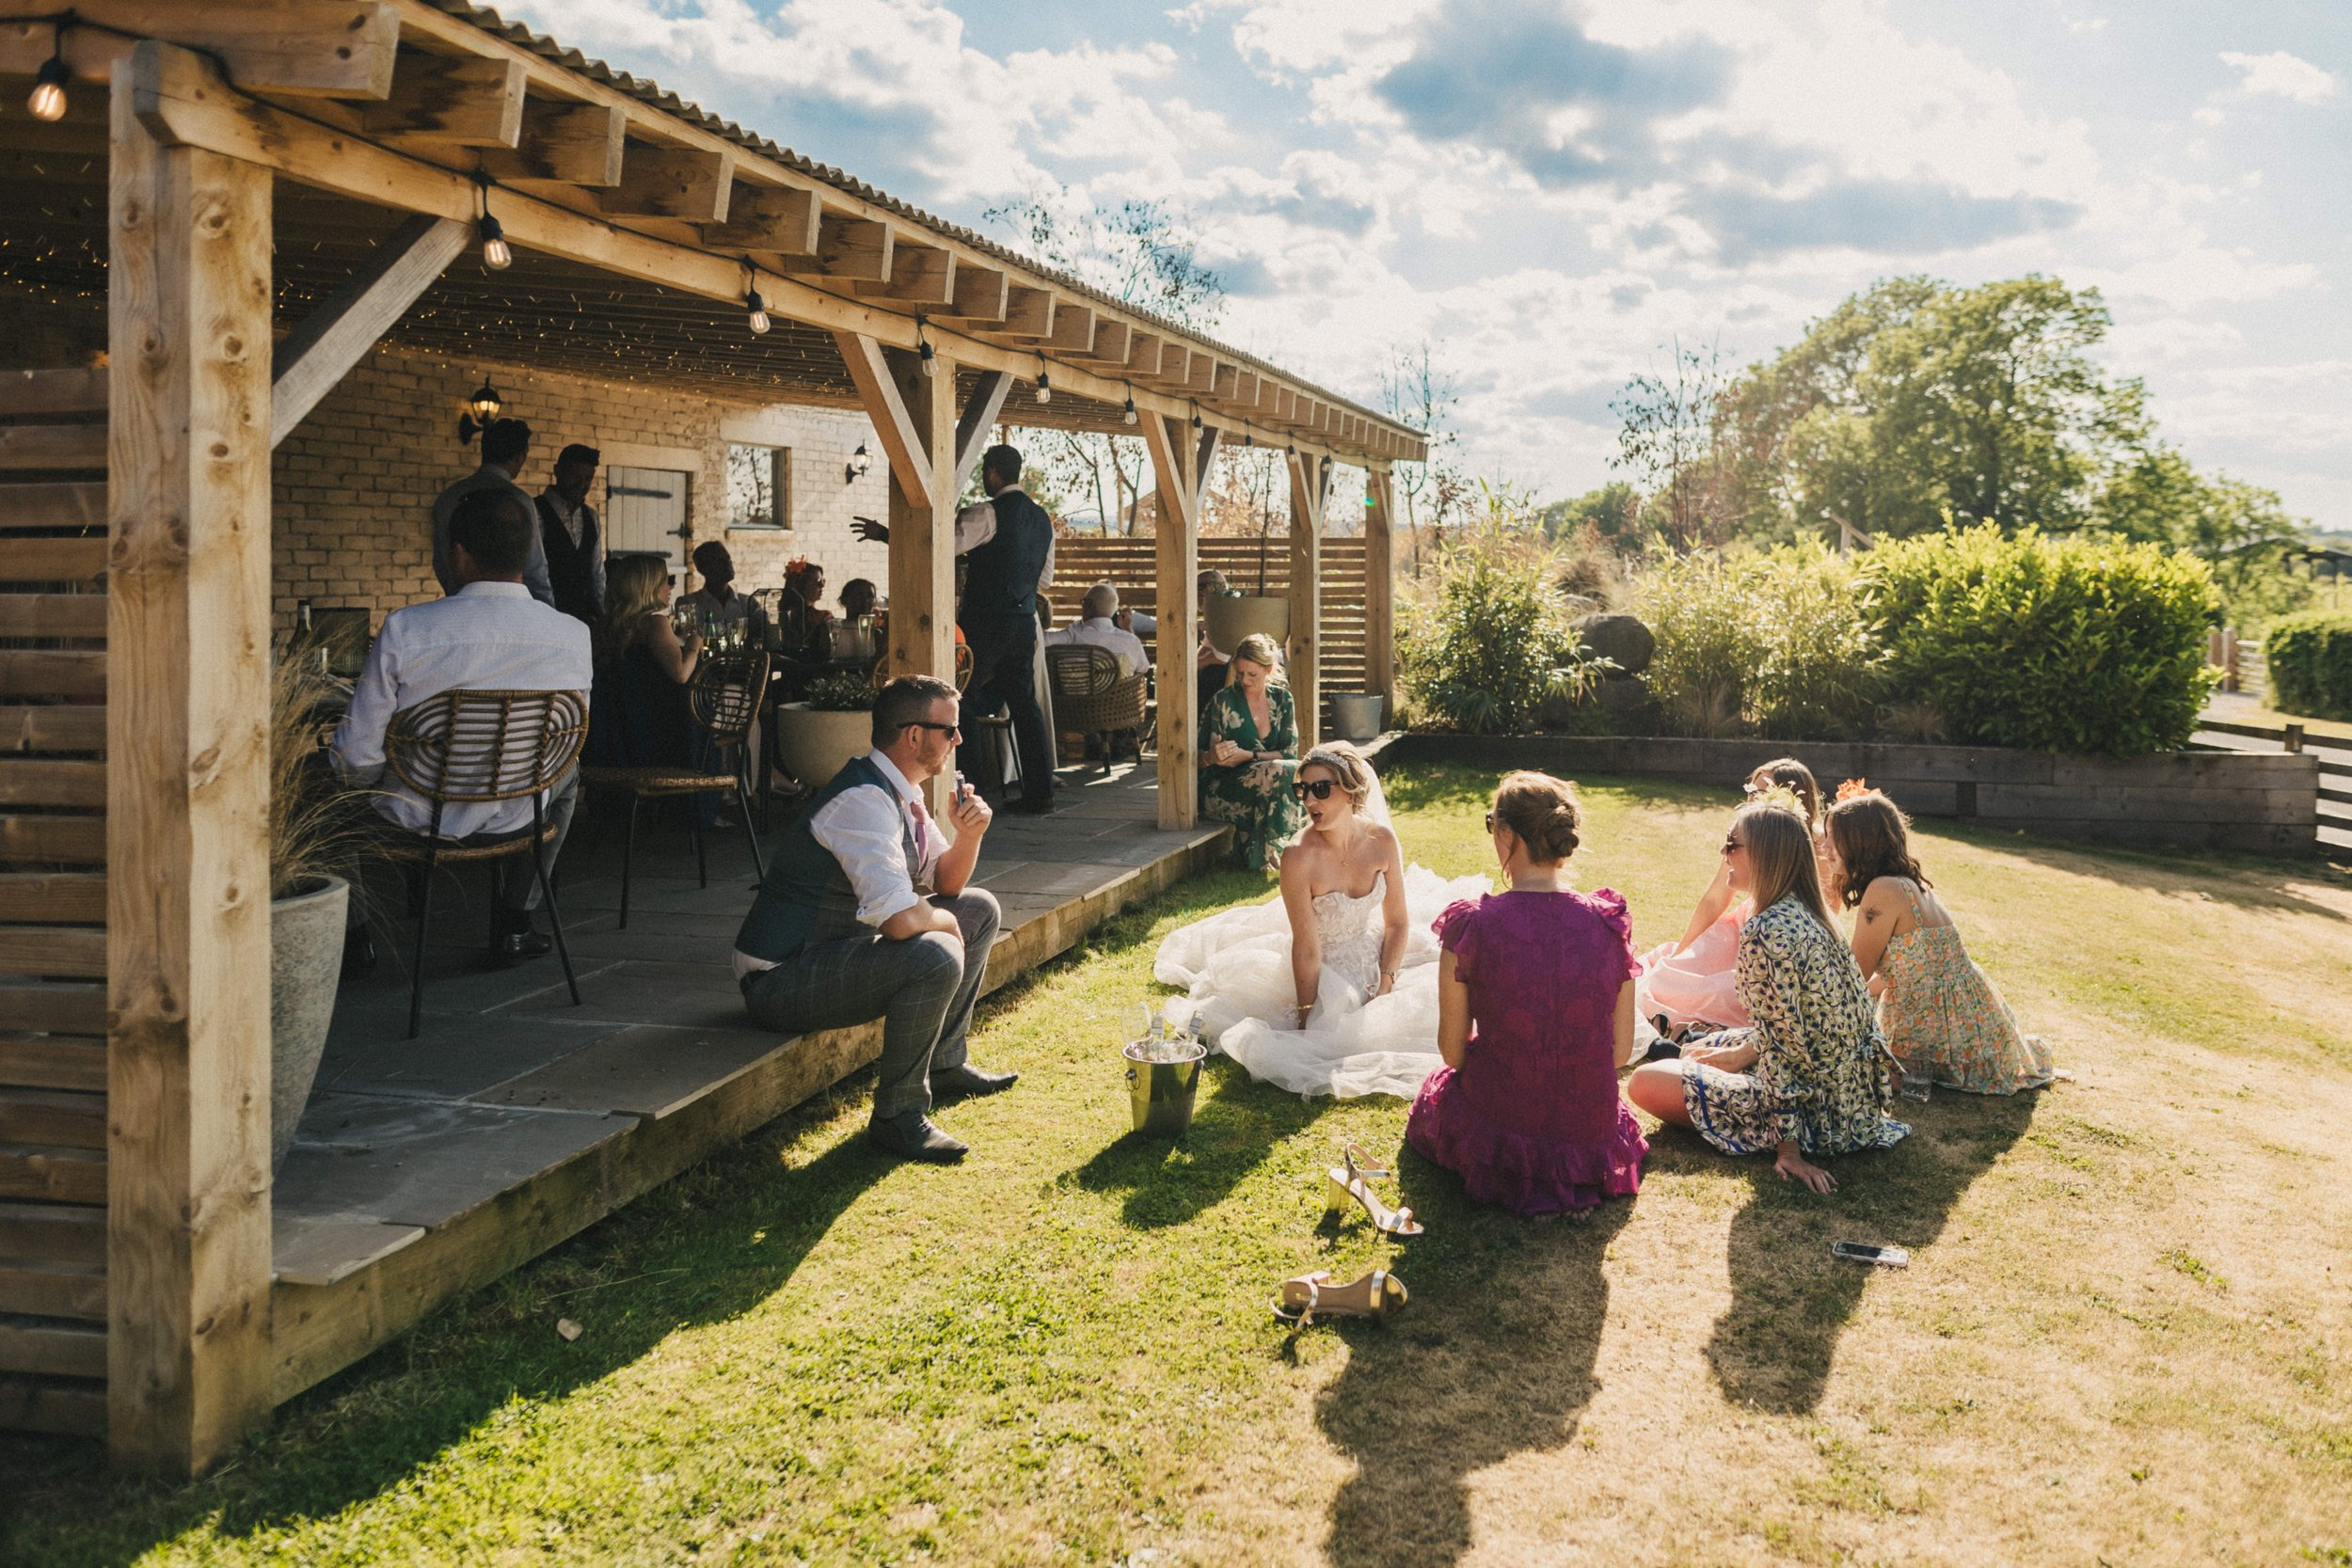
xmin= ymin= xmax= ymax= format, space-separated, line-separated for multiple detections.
xmin=1406 ymin=890 xmax=1648 ymax=1215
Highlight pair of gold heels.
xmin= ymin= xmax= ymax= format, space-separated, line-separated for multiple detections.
xmin=1272 ymin=1145 xmax=1422 ymax=1325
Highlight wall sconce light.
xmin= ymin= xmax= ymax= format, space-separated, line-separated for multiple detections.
xmin=456 ymin=377 xmax=503 ymax=445
xmin=845 ymin=442 xmax=871 ymax=483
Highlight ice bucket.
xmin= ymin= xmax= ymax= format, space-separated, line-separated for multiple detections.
xmin=1122 ymin=1038 xmax=1207 ymax=1137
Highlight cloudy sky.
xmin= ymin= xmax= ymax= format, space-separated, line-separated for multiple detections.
xmin=493 ymin=0 xmax=2351 ymax=525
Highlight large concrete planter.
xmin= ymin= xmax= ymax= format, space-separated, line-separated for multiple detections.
xmin=1206 ymin=594 xmax=1289 ymax=655
xmin=271 ymin=874 xmax=349 ymax=1173
xmin=774 ymin=703 xmax=875 ymax=792
xmin=1378 ymin=734 xmax=2321 ymax=858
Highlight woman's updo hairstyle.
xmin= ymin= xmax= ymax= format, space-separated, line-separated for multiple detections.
xmin=1490 ymin=770 xmax=1581 ymax=863
xmin=1747 ymin=756 xmax=1822 ymax=827
xmin=1298 ymin=742 xmax=1374 ymax=811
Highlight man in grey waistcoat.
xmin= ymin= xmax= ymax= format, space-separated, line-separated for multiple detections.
xmin=733 ymin=675 xmax=1016 ymax=1162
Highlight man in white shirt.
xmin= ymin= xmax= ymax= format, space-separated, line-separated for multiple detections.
xmin=335 ymin=489 xmax=594 ymax=964
xmin=732 ymin=676 xmax=1016 ymax=1162
xmin=1045 ymin=582 xmax=1150 ymax=676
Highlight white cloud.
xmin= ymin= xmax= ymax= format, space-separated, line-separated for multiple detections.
xmin=2219 ymin=50 xmax=2339 ymax=103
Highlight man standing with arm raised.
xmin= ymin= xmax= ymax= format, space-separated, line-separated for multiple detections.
xmin=733 ymin=675 xmax=1017 ymax=1162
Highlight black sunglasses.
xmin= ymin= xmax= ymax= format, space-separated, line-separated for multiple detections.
xmin=1292 ymin=779 xmax=1342 ymax=801
xmin=906 ymin=721 xmax=961 ymax=736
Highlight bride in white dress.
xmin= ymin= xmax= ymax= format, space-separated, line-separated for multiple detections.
xmin=1154 ymin=743 xmax=1487 ymax=1099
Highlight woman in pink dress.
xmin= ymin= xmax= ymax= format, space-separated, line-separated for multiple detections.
xmin=1406 ymin=771 xmax=1647 ymax=1215
xmin=1635 ymin=757 xmax=1825 ymax=1038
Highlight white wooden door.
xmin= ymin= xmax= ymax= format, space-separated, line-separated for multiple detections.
xmin=605 ymin=466 xmax=691 ymax=573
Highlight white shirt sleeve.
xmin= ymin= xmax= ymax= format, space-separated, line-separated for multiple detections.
xmin=807 ymin=784 xmax=925 ymax=927
xmin=953 ymin=501 xmax=998 ymax=556
xmin=330 ymin=614 xmax=401 ymax=785
xmin=1115 ymin=628 xmax=1149 ymax=675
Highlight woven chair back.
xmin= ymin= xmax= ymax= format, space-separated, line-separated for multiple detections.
xmin=384 ymin=688 xmax=588 ymax=804
xmin=870 ymin=641 xmax=976 ymax=692
xmin=1046 ymin=643 xmax=1123 ymax=698
xmin=691 ymin=647 xmax=771 ymax=741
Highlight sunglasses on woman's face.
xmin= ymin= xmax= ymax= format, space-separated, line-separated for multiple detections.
xmin=1293 ymin=779 xmax=1342 ymax=801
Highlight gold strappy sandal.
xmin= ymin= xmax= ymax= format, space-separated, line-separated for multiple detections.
xmin=1273 ymin=1267 xmax=1408 ymax=1325
xmin=1324 ymin=1143 xmax=1425 ymax=1236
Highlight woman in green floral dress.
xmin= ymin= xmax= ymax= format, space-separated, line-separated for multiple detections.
xmin=1628 ymin=800 xmax=1909 ymax=1195
xmin=1199 ymin=634 xmax=1302 ymax=872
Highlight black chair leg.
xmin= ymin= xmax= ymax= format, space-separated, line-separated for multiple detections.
xmin=734 ymin=780 xmax=766 ymax=881
xmin=407 ymin=849 xmax=437 ymax=1040
xmin=619 ymin=792 xmax=641 ymax=930
xmin=691 ymin=800 xmax=708 ymax=889
xmin=528 ymin=818 xmax=581 ymax=1007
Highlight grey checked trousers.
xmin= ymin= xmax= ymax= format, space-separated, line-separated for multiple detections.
xmin=739 ymin=887 xmax=1001 ymax=1120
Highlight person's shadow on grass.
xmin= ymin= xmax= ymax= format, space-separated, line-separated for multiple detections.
xmin=1066 ymin=1057 xmax=1328 ymax=1228
xmin=1311 ymin=1157 xmax=1634 ymax=1568
xmin=1690 ymin=1085 xmax=2042 ymax=1413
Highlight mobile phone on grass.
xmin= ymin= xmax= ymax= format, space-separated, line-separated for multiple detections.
xmin=1830 ymin=1242 xmax=1910 ymax=1268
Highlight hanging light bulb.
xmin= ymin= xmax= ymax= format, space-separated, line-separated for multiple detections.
xmin=1120 ymin=390 xmax=1137 ymax=426
xmin=1190 ymin=404 xmax=1203 ymax=432
xmin=917 ymin=338 xmax=939 ymax=377
xmin=745 ymin=287 xmax=771 ymax=335
xmin=477 ymin=212 xmax=512 ymax=270
xmin=28 ymin=51 xmax=69 ymax=123
xmin=1243 ymin=426 xmax=1254 ymax=448
xmin=1034 ymin=354 xmax=1052 ymax=404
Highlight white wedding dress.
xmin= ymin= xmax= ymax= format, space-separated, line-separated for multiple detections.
xmin=1154 ymin=862 xmax=1488 ymax=1099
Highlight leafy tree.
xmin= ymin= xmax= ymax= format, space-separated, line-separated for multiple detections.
xmin=1538 ymin=480 xmax=1641 ymax=542
xmin=1610 ymin=338 xmax=1736 ymax=548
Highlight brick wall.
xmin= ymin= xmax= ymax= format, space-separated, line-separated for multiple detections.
xmin=270 ymin=342 xmax=894 ymax=631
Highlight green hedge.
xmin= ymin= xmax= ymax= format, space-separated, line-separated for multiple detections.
xmin=2264 ymin=610 xmax=2352 ymax=721
xmin=1865 ymin=524 xmax=2218 ymax=756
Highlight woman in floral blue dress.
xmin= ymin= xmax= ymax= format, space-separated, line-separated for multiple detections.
xmin=1628 ymin=799 xmax=1908 ymax=1194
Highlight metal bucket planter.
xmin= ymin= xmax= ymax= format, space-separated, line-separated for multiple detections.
xmin=271 ymin=874 xmax=349 ymax=1172
xmin=1328 ymin=692 xmax=1385 ymax=743
xmin=1123 ymin=1038 xmax=1207 ymax=1137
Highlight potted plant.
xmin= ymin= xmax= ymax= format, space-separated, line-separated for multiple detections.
xmin=772 ymin=672 xmax=879 ymax=792
xmin=268 ymin=656 xmax=361 ymax=1172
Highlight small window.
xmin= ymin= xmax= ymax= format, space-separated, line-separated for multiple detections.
xmin=726 ymin=443 xmax=790 ymax=530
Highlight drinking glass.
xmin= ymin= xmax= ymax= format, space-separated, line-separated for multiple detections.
xmin=1899 ymin=1069 xmax=1931 ymax=1103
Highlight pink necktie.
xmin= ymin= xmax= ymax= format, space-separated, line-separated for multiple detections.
xmin=908 ymin=796 xmax=932 ymax=866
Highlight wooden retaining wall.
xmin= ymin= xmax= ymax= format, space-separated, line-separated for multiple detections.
xmin=1379 ymin=734 xmax=2321 ymax=858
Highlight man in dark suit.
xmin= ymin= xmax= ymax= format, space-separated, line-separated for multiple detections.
xmin=957 ymin=444 xmax=1057 ymax=812
xmin=535 ymin=442 xmax=604 ymax=626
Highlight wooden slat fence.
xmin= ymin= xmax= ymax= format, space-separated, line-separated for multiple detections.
xmin=1049 ymin=536 xmax=1371 ymax=721
xmin=2193 ymin=714 xmax=2351 ymax=852
xmin=0 ymin=367 xmax=109 ymax=1438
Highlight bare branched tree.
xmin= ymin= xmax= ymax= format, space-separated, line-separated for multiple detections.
xmin=1610 ymin=338 xmax=1735 ymax=550
xmin=1377 ymin=341 xmax=1469 ymax=574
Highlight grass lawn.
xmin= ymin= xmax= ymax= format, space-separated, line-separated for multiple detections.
xmin=7 ymin=763 xmax=2352 ymax=1567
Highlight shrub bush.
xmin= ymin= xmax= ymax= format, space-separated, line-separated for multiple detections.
xmin=1400 ymin=519 xmax=1602 ymax=733
xmin=1630 ymin=546 xmax=1881 ymax=738
xmin=2263 ymin=610 xmax=2352 ymax=721
xmin=1866 ymin=523 xmax=2218 ymax=755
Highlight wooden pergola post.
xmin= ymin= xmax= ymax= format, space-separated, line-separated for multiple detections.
xmin=106 ymin=47 xmax=278 ymax=1474
xmin=1285 ymin=451 xmax=1327 ymax=750
xmin=1363 ymin=463 xmax=1397 ymax=717
xmin=1142 ymin=415 xmax=1221 ymax=829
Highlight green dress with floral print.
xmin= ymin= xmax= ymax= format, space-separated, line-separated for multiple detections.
xmin=1200 ymin=682 xmax=1302 ymax=871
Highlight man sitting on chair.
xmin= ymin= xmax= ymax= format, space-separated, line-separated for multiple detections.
xmin=333 ymin=489 xmax=593 ymax=964
xmin=1045 ymin=582 xmax=1149 ymax=676
xmin=733 ymin=675 xmax=1016 ymax=1163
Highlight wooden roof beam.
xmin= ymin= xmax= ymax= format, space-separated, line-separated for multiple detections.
xmin=1144 ymin=344 xmax=1191 ymax=391
xmin=941 ymin=264 xmax=1008 ymax=325
xmin=855 ymin=241 xmax=955 ymax=307
xmin=773 ymin=214 xmax=893 ymax=282
xmin=593 ymin=144 xmax=734 ymax=222
xmin=1043 ymin=303 xmax=1096 ymax=356
xmin=478 ymin=100 xmax=624 ymax=187
xmin=984 ymin=286 xmax=1054 ymax=340
xmin=1080 ymin=320 xmax=1131 ymax=364
xmin=359 ymin=52 xmax=523 ymax=147
xmin=0 ymin=5 xmax=399 ymax=99
xmin=1124 ymin=333 xmax=1165 ymax=380
xmin=701 ymin=183 xmax=820 ymax=256
xmin=1185 ymin=355 xmax=1219 ymax=396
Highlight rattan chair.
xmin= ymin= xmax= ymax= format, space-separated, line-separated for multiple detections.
xmin=371 ymin=688 xmax=589 ymax=1038
xmin=1046 ymin=643 xmax=1149 ymax=770
xmin=867 ymin=641 xmax=976 ymax=692
xmin=583 ymin=646 xmax=770 ymax=928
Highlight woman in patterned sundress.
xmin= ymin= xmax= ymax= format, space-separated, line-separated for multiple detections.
xmin=1627 ymin=800 xmax=1909 ymax=1194
xmin=1827 ymin=791 xmax=2057 ymax=1095
xmin=1199 ymin=634 xmax=1303 ymax=872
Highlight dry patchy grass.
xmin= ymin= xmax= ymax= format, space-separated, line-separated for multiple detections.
xmin=4 ymin=765 xmax=2349 ymax=1567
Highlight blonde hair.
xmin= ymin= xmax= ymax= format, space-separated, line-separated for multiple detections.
xmin=1298 ymin=742 xmax=1374 ymax=811
xmin=1492 ymin=770 xmax=1581 ymax=863
xmin=1738 ymin=799 xmax=1832 ymax=929
xmin=599 ymin=556 xmax=671 ymax=664
xmin=1227 ymin=633 xmax=1283 ymax=684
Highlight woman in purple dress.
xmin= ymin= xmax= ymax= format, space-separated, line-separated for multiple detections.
xmin=1406 ymin=771 xmax=1647 ymax=1215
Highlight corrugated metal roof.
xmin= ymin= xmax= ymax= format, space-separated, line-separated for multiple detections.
xmin=423 ymin=0 xmax=1413 ymax=441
